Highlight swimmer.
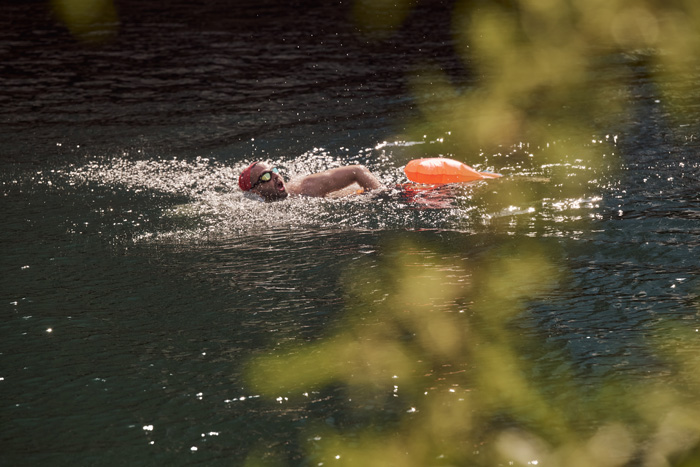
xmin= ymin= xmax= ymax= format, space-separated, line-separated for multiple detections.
xmin=238 ymin=161 xmax=383 ymax=201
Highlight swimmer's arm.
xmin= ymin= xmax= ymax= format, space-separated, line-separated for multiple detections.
xmin=291 ymin=165 xmax=383 ymax=197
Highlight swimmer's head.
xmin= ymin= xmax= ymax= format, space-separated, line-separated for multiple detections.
xmin=239 ymin=161 xmax=288 ymax=201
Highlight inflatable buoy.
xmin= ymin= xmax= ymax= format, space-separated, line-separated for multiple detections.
xmin=404 ymin=158 xmax=501 ymax=185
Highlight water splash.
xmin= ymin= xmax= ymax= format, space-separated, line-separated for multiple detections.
xmin=52 ymin=140 xmax=609 ymax=243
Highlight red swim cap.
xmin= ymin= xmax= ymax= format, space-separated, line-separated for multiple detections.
xmin=238 ymin=162 xmax=259 ymax=191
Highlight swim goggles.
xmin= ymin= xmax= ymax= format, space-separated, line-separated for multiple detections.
xmin=251 ymin=167 xmax=279 ymax=189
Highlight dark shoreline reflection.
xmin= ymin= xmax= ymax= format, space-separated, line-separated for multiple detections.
xmin=1 ymin=0 xmax=466 ymax=163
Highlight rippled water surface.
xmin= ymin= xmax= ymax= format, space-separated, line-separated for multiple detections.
xmin=2 ymin=0 xmax=700 ymax=465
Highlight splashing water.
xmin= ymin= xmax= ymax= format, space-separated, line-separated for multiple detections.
xmin=49 ymin=139 xmax=610 ymax=243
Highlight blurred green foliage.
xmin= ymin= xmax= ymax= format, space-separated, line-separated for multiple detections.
xmin=246 ymin=236 xmax=700 ymax=466
xmin=245 ymin=0 xmax=700 ymax=465
xmin=440 ymin=0 xmax=697 ymax=151
xmin=51 ymin=0 xmax=118 ymax=42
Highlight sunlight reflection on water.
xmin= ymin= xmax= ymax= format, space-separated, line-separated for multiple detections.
xmin=56 ymin=138 xmax=609 ymax=243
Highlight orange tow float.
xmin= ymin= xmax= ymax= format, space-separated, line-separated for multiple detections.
xmin=404 ymin=158 xmax=501 ymax=185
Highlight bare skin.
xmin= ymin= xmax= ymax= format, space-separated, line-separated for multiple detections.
xmin=247 ymin=162 xmax=383 ymax=201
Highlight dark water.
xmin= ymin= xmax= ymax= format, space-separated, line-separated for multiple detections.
xmin=3 ymin=0 xmax=700 ymax=465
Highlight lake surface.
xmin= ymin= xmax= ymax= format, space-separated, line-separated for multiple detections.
xmin=2 ymin=0 xmax=700 ymax=465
